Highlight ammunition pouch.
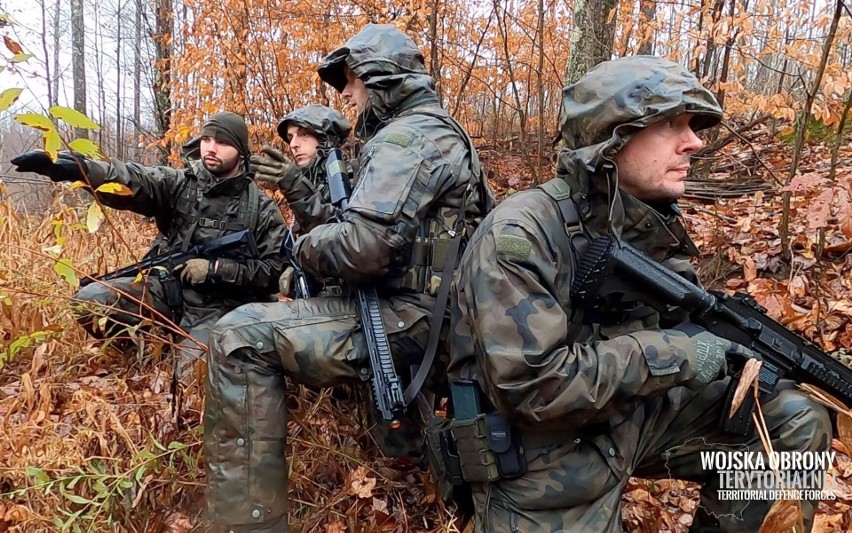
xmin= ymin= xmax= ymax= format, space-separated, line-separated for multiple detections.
xmin=422 ymin=411 xmax=527 ymax=503
xmin=398 ymin=209 xmax=466 ymax=296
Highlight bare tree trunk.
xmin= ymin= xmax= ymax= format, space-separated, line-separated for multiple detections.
xmin=693 ymin=0 xmax=705 ymax=74
xmin=428 ymin=0 xmax=441 ymax=103
xmin=702 ymin=0 xmax=725 ymax=81
xmin=565 ymin=0 xmax=617 ymax=84
xmin=71 ymin=0 xmax=88 ymax=139
xmin=94 ymin=4 xmax=106 ymax=149
xmin=779 ymin=0 xmax=844 ymax=260
xmin=638 ymin=0 xmax=656 ymax=55
xmin=716 ymin=0 xmax=747 ymax=109
xmin=816 ymin=87 xmax=852 ymax=258
xmin=152 ymin=0 xmax=173 ymax=163
xmin=38 ymin=0 xmax=54 ymax=108
xmin=52 ymin=0 xmax=60 ymax=108
xmin=133 ymin=0 xmax=141 ymax=160
xmin=115 ymin=0 xmax=123 ymax=160
xmin=451 ymin=8 xmax=493 ymax=116
xmin=536 ymin=0 xmax=545 ymax=183
xmin=493 ymin=0 xmax=537 ymax=179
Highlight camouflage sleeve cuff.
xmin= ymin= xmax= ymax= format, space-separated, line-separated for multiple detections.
xmin=627 ymin=329 xmax=697 ymax=381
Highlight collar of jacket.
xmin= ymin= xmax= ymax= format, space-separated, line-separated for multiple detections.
xmin=355 ymin=88 xmax=441 ymax=140
xmin=572 ymin=167 xmax=700 ymax=263
xmin=190 ymin=163 xmax=250 ymax=197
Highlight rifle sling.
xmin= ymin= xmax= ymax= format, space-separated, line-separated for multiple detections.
xmin=403 ymin=202 xmax=465 ymax=406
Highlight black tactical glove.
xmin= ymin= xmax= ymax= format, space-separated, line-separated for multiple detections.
xmin=10 ymin=150 xmax=88 ymax=183
xmin=672 ymin=322 xmax=759 ymax=389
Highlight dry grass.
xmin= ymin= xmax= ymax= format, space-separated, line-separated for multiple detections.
xmin=0 ymin=197 xmax=461 ymax=533
xmin=2 ymin=134 xmax=852 ymax=532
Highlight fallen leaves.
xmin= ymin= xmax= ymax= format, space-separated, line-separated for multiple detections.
xmin=350 ymin=465 xmax=377 ymax=499
xmin=759 ymin=499 xmax=803 ymax=533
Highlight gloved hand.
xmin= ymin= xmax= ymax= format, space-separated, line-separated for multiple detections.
xmin=175 ymin=258 xmax=211 ymax=286
xmin=249 ymin=146 xmax=296 ymax=189
xmin=11 ymin=150 xmax=88 ymax=183
xmin=671 ymin=322 xmax=758 ymax=389
xmin=278 ymin=265 xmax=295 ymax=296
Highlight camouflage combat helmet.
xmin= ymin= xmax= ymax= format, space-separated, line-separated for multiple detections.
xmin=558 ymin=55 xmax=723 ymax=170
xmin=276 ymin=104 xmax=352 ymax=149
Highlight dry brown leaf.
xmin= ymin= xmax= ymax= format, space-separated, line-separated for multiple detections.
xmin=162 ymin=512 xmax=193 ymax=533
xmin=743 ymin=257 xmax=757 ymax=281
xmin=799 ymin=384 xmax=852 ymax=418
xmin=759 ymin=499 xmax=802 ymax=533
xmin=3 ymin=35 xmax=22 ymax=55
xmin=837 ymin=413 xmax=852 ymax=457
xmin=831 ymin=438 xmax=850 ymax=457
xmin=812 ymin=512 xmax=843 ymax=532
xmin=350 ymin=465 xmax=377 ymax=499
xmin=728 ymin=358 xmax=762 ymax=420
xmin=325 ymin=522 xmax=347 ymax=533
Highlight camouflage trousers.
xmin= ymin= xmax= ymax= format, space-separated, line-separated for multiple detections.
xmin=73 ymin=275 xmax=226 ymax=381
xmin=203 ymin=294 xmax=432 ymax=531
xmin=472 ymin=378 xmax=831 ymax=533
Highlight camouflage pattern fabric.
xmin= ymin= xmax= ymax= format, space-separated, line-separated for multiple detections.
xmin=274 ymin=105 xmax=353 ymax=233
xmin=74 ymin=274 xmax=225 ymax=378
xmin=447 ymin=56 xmax=831 ymax=532
xmin=202 ymin=24 xmax=494 ymax=531
xmin=71 ymin=114 xmax=287 ymax=379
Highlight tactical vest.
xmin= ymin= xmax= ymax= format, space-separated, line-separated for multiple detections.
xmin=394 ymin=108 xmax=492 ymax=297
xmin=146 ymin=161 xmax=260 ymax=258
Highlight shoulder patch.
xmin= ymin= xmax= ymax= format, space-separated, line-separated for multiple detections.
xmin=384 ymin=132 xmax=412 ymax=148
xmin=496 ymin=235 xmax=532 ymax=260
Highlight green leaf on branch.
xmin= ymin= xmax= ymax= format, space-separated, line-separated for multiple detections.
xmin=50 ymin=106 xmax=100 ymax=130
xmin=44 ymin=129 xmax=61 ymax=161
xmin=54 ymin=258 xmax=79 ymax=288
xmin=68 ymin=138 xmax=102 ymax=159
xmin=10 ymin=53 xmax=34 ymax=63
xmin=86 ymin=202 xmax=104 ymax=233
xmin=95 ymin=182 xmax=132 ymax=196
xmin=0 ymin=88 xmax=23 ymax=111
xmin=25 ymin=466 xmax=52 ymax=486
xmin=15 ymin=113 xmax=55 ymax=132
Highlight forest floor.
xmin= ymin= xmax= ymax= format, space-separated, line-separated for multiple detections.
xmin=0 ymin=126 xmax=851 ymax=532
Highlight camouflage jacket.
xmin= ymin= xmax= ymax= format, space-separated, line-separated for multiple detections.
xmin=84 ymin=158 xmax=287 ymax=303
xmin=448 ymin=56 xmax=725 ymax=433
xmin=447 ymin=166 xmax=708 ymax=432
xmin=278 ymin=157 xmax=353 ymax=234
xmin=298 ymin=24 xmax=494 ymax=317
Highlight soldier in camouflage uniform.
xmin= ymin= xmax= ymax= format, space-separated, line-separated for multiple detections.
xmin=11 ymin=112 xmax=288 ymax=379
xmin=250 ymin=104 xmax=352 ymax=233
xmin=249 ymin=104 xmax=353 ymax=295
xmin=446 ymin=56 xmax=832 ymax=532
xmin=202 ymin=24 xmax=494 ymax=532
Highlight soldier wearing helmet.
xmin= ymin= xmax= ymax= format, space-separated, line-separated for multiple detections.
xmin=445 ymin=56 xmax=831 ymax=532
xmin=202 ymin=24 xmax=494 ymax=531
xmin=251 ymin=104 xmax=353 ymax=235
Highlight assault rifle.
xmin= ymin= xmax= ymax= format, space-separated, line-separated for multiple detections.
xmin=280 ymin=227 xmax=313 ymax=299
xmin=325 ymin=148 xmax=406 ymax=428
xmin=80 ymin=229 xmax=260 ymax=288
xmin=571 ymin=235 xmax=852 ymax=436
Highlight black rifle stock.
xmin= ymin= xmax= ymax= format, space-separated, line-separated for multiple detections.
xmin=80 ymin=229 xmax=260 ymax=287
xmin=571 ymin=235 xmax=852 ymax=435
xmin=325 ymin=148 xmax=406 ymax=427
